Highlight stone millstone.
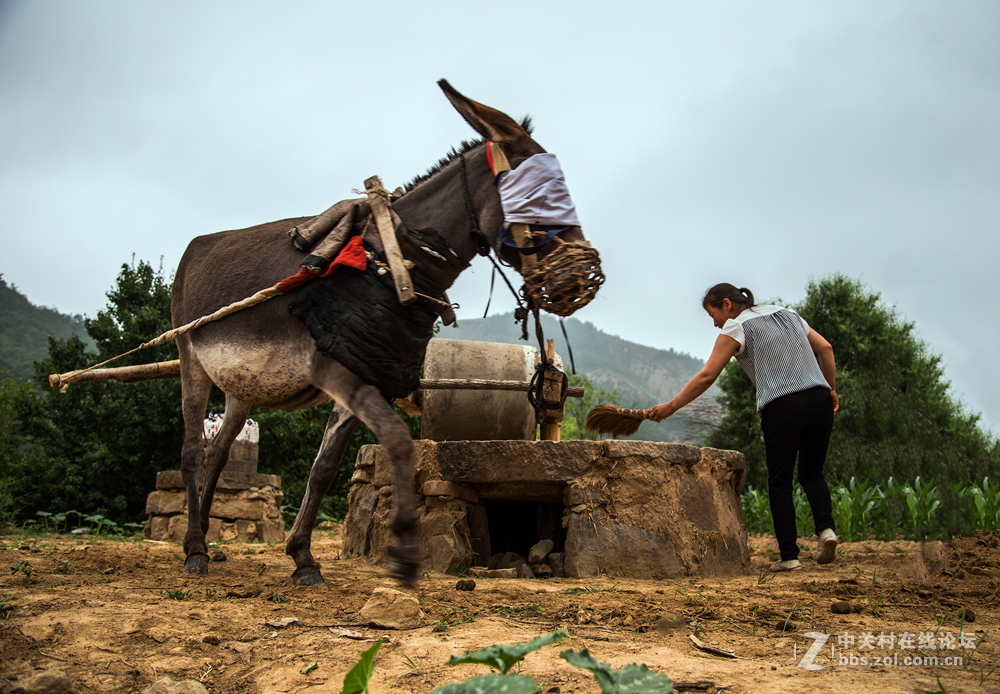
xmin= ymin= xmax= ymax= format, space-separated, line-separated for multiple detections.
xmin=359 ymin=587 xmax=426 ymax=630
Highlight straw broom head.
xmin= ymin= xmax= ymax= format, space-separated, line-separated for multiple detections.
xmin=584 ymin=404 xmax=649 ymax=438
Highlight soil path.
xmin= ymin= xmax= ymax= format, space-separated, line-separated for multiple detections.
xmin=2 ymin=530 xmax=998 ymax=693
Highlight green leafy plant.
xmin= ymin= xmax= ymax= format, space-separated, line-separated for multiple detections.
xmin=740 ymin=487 xmax=771 ymax=535
xmin=903 ymin=476 xmax=941 ymax=539
xmin=561 ymin=649 xmax=674 ymax=694
xmin=432 ymin=610 xmax=475 ymax=633
xmin=969 ymin=477 xmax=1000 ymax=531
xmin=10 ymin=560 xmax=33 ymax=587
xmin=494 ymin=603 xmax=544 ymax=618
xmin=831 ymin=477 xmax=883 ymax=541
xmin=162 ymin=589 xmax=193 ymax=600
xmin=446 ymin=631 xmax=568 ymax=675
xmin=339 ymin=640 xmax=382 ymax=694
xmin=335 ymin=630 xmax=675 ymax=694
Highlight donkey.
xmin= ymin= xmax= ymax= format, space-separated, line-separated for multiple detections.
xmin=171 ymin=80 xmax=598 ymax=585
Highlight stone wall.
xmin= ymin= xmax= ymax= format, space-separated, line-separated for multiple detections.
xmin=343 ymin=439 xmax=749 ymax=579
xmin=144 ymin=430 xmax=285 ymax=545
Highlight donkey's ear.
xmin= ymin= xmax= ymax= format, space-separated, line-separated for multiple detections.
xmin=438 ymin=79 xmax=526 ymax=143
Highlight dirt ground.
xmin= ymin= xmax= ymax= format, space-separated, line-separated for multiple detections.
xmin=2 ymin=528 xmax=998 ymax=694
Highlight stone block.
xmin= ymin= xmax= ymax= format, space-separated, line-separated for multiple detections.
xmin=434 ymin=440 xmax=601 ymax=483
xmin=529 ymin=539 xmax=555 ymax=564
xmin=235 ymin=520 xmax=257 ymax=542
xmin=166 ymin=515 xmax=188 ymax=541
xmin=257 ymin=520 xmax=286 ymax=544
xmin=219 ymin=522 xmax=238 ymax=542
xmin=146 ymin=515 xmax=171 ymax=541
xmin=564 ymin=509 xmax=685 ymax=578
xmin=602 ymin=439 xmax=701 ymax=465
xmin=548 ymin=552 xmax=565 ymax=577
xmin=359 ymin=587 xmax=425 ymax=630
xmin=146 ymin=491 xmax=186 ymax=516
xmin=343 ymin=484 xmax=379 ymax=558
xmin=699 ymin=447 xmax=746 ymax=470
xmin=210 ymin=497 xmax=267 ymax=521
xmin=155 ymin=470 xmax=281 ymax=492
xmin=417 ymin=501 xmax=473 ymax=574
xmin=422 ymin=480 xmax=479 ymax=503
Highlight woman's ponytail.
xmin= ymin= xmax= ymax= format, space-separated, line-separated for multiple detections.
xmin=703 ymin=283 xmax=755 ymax=310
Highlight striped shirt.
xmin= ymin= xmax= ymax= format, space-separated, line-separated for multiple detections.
xmin=721 ymin=304 xmax=831 ymax=411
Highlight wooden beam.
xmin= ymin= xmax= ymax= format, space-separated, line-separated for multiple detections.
xmin=417 ymin=378 xmax=583 ymax=397
xmin=48 ymin=360 xmax=181 ymax=389
xmin=364 ymin=175 xmax=416 ymax=306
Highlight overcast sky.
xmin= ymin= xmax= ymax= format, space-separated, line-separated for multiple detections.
xmin=2 ymin=1 xmax=998 ymax=432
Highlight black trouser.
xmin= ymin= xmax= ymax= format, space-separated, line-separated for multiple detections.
xmin=760 ymin=386 xmax=835 ymax=561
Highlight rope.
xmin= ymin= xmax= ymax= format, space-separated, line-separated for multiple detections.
xmin=62 ymin=286 xmax=284 ymax=380
xmin=525 ymin=306 xmax=569 ymax=424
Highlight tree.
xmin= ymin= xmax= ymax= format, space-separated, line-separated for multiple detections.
xmin=704 ymin=275 xmax=1000 ymax=531
xmin=6 ymin=261 xmax=183 ymax=526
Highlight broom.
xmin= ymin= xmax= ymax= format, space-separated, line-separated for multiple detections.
xmin=584 ymin=404 xmax=650 ymax=438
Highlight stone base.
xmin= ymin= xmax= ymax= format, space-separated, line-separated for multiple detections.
xmin=343 ymin=439 xmax=750 ymax=579
xmin=144 ymin=471 xmax=285 ymax=544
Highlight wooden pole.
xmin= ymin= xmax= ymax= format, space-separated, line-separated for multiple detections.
xmin=48 ymin=360 xmax=181 ymax=390
xmin=540 ymin=339 xmax=566 ymax=441
xmin=364 ymin=175 xmax=416 ymax=306
xmin=48 ymin=361 xmax=585 ymax=397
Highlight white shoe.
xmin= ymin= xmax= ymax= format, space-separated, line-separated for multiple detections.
xmin=769 ymin=559 xmax=802 ymax=572
xmin=817 ymin=529 xmax=839 ymax=565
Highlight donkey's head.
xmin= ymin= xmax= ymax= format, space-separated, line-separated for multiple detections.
xmin=439 ymin=80 xmax=603 ymax=317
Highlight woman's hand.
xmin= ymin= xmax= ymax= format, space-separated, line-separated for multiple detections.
xmin=646 ymin=402 xmax=677 ymax=422
xmin=830 ymin=389 xmax=840 ymax=414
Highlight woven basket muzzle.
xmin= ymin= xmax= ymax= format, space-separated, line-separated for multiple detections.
xmin=521 ymin=242 xmax=605 ymax=317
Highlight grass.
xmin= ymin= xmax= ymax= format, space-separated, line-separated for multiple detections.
xmin=162 ymin=589 xmax=194 ymax=600
xmin=432 ymin=609 xmax=475 ymax=633
xmin=494 ymin=603 xmax=544 ymax=618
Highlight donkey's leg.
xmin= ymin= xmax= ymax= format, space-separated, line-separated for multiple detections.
xmin=310 ymin=353 xmax=420 ymax=585
xmin=184 ymin=394 xmax=252 ymax=574
xmin=286 ymin=401 xmax=358 ymax=586
xmin=179 ymin=352 xmax=214 ymax=575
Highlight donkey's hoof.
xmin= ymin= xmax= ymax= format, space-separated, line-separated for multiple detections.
xmin=292 ymin=567 xmax=325 ymax=586
xmin=388 ymin=557 xmax=420 ymax=587
xmin=184 ymin=554 xmax=209 ymax=575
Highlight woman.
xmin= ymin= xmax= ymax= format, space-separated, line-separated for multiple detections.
xmin=647 ymin=283 xmax=839 ymax=572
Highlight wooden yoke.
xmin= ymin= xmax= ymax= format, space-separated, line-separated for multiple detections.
xmin=487 ymin=142 xmax=536 ymax=270
xmin=365 ymin=175 xmax=416 ymax=305
xmin=540 ymin=338 xmax=567 ymax=441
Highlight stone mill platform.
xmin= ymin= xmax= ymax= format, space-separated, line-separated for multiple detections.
xmin=343 ymin=439 xmax=750 ymax=579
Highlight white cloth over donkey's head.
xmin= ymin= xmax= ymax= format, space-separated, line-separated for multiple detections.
xmin=497 ymin=153 xmax=581 ymax=226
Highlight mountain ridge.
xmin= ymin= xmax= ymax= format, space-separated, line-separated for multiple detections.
xmin=0 ymin=275 xmax=91 ymax=380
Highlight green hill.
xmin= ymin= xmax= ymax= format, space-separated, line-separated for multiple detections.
xmin=0 ymin=276 xmax=91 ymax=381
xmin=440 ymin=312 xmax=716 ymax=443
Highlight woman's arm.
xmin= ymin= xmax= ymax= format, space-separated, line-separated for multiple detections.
xmin=807 ymin=328 xmax=839 ymax=413
xmin=646 ymin=334 xmax=740 ymax=421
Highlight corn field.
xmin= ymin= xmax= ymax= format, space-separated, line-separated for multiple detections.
xmin=741 ymin=476 xmax=1000 ymax=541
